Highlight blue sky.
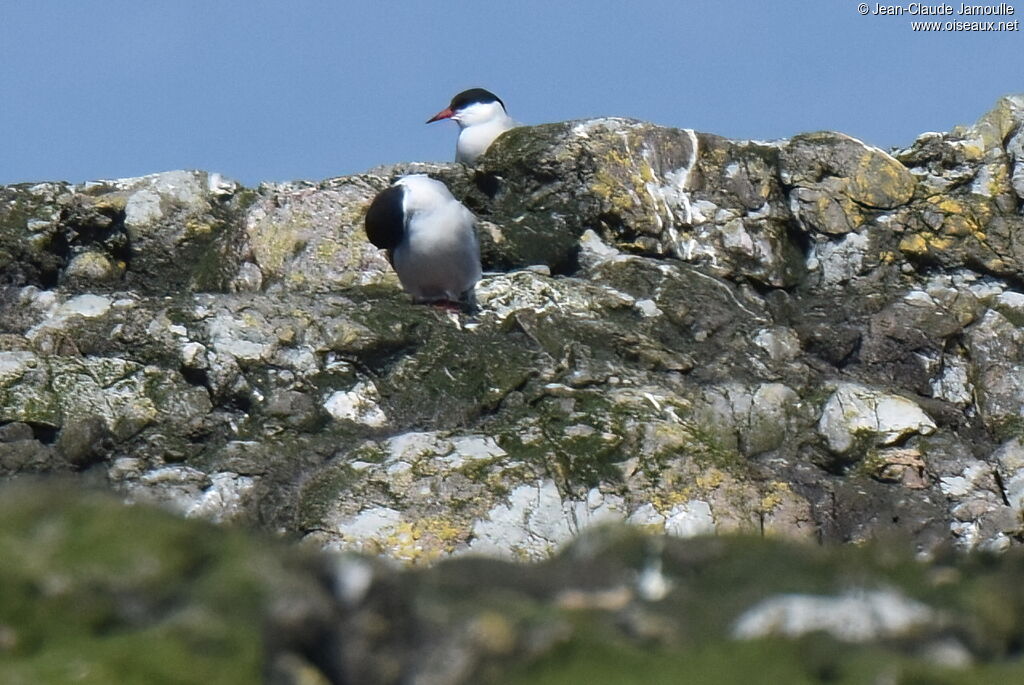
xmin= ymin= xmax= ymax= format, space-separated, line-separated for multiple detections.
xmin=1 ymin=1 xmax=1020 ymax=186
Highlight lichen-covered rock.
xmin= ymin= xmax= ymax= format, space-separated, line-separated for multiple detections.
xmin=3 ymin=93 xmax=1024 ymax=561
xmin=0 ymin=181 xmax=74 ymax=288
xmin=781 ymin=132 xmax=916 ymax=235
xmin=472 ymin=120 xmax=807 ymax=287
xmin=894 ymin=94 xmax=1024 ymax=278
xmin=818 ymin=382 xmax=936 ymax=457
xmin=244 ymin=176 xmax=389 ymax=292
xmin=965 ymin=307 xmax=1024 ymax=437
xmin=473 ymin=119 xmax=699 ymax=269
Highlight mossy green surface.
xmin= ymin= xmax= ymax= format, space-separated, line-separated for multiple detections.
xmin=498 ymin=633 xmax=1024 ymax=685
xmin=489 ymin=534 xmax=1024 ymax=685
xmin=7 ymin=486 xmax=1024 ymax=684
xmin=0 ymin=484 xmax=272 ymax=684
xmin=372 ymin=312 xmax=538 ymax=430
xmin=296 ymin=460 xmax=363 ymax=531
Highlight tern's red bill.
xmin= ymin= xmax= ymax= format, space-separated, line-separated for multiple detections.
xmin=426 ymin=107 xmax=455 ymax=123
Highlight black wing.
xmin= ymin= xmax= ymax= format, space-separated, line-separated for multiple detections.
xmin=364 ymin=185 xmax=406 ymax=252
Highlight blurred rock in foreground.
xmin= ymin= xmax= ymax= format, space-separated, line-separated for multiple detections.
xmin=3 ymin=484 xmax=1024 ymax=684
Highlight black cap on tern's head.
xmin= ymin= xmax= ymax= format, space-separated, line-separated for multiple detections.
xmin=426 ymin=88 xmax=506 ymax=123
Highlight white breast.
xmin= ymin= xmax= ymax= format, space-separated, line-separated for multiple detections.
xmin=451 ymin=101 xmax=517 ymax=165
xmin=456 ymin=119 xmax=516 ymax=164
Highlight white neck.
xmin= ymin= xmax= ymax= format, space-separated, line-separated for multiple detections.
xmin=452 ymin=100 xmax=511 ymax=129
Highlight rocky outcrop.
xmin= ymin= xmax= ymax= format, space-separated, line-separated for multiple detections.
xmin=2 ymin=95 xmax=1024 ymax=565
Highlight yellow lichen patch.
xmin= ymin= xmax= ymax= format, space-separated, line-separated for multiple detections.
xmin=985 ymin=257 xmax=1007 ymax=272
xmin=314 ymin=240 xmax=344 ymax=262
xmin=65 ymin=251 xmax=120 ymax=281
xmin=805 ymin=190 xmax=861 ymax=234
xmin=587 ymin=138 xmax=665 ymax=233
xmin=249 ymin=219 xmax=306 ymax=277
xmin=329 ymin=321 xmax=366 ymax=348
xmin=649 ymin=421 xmax=695 ymax=446
xmin=757 ymin=481 xmax=792 ymax=514
xmin=975 ymin=97 xmax=1020 ymax=148
xmin=184 ymin=219 xmax=213 ymax=237
xmin=971 ymin=200 xmax=993 ymax=225
xmin=878 ymin=250 xmax=898 ymax=264
xmin=932 ymin=197 xmax=965 ymax=215
xmin=958 ymin=142 xmax=985 ymax=161
xmin=638 ymin=159 xmax=656 ymax=183
xmin=928 ymin=197 xmax=992 ymax=241
xmin=91 ymin=195 xmax=128 ymax=212
xmin=899 ymin=232 xmax=932 ymax=256
xmin=384 ymin=517 xmax=466 ymax=565
xmin=286 ymin=272 xmax=309 ymax=287
xmin=941 ymin=214 xmax=975 ymax=238
xmin=983 ymin=163 xmax=1010 ymax=197
xmin=704 ymin=147 xmax=729 ymax=170
xmin=591 ymin=160 xmax=642 ymax=213
xmin=695 ymin=468 xmax=726 ymax=491
xmin=848 ymin=150 xmax=916 ymax=209
xmin=651 ymin=466 xmax=728 ymax=514
xmin=815 ymin=194 xmax=839 ymax=216
xmin=758 ymin=483 xmax=817 ymax=539
xmin=651 ymin=488 xmax=692 ymax=514
xmin=590 ymin=179 xmax=634 ymax=214
xmin=649 ymin=469 xmax=692 ymax=512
